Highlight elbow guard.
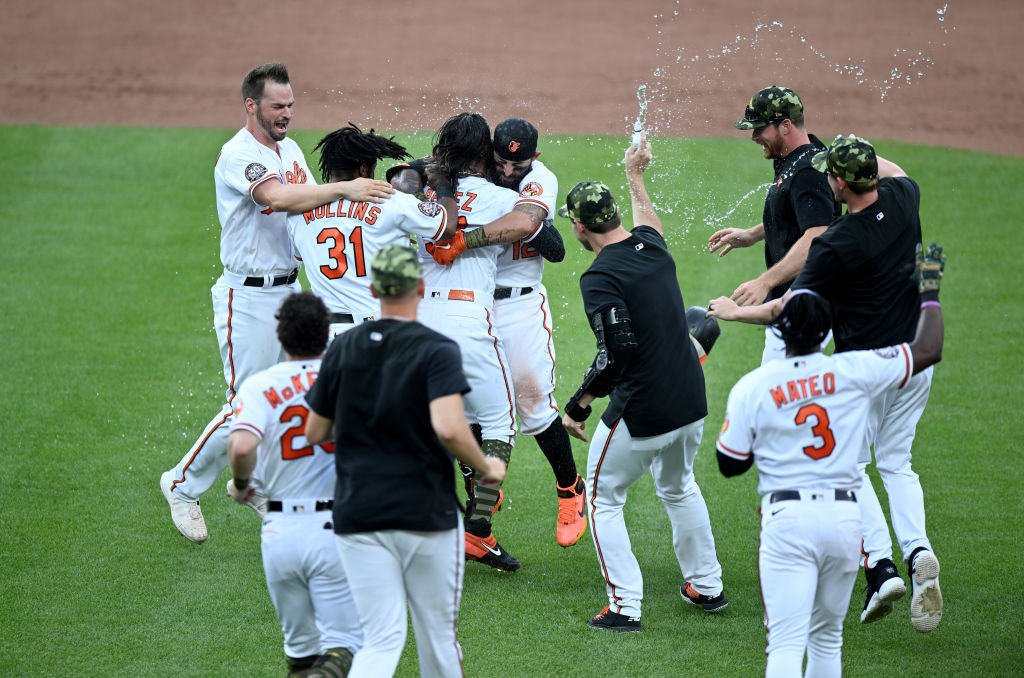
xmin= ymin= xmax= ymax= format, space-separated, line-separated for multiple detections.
xmin=572 ymin=305 xmax=637 ymax=400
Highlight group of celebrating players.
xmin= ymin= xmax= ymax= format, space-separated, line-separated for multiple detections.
xmin=158 ymin=62 xmax=946 ymax=677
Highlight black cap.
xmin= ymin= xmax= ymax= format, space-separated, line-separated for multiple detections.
xmin=493 ymin=118 xmax=538 ymax=161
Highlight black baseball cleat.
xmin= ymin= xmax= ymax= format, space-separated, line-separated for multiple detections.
xmin=588 ymin=605 xmax=641 ymax=632
xmin=680 ymin=582 xmax=729 ymax=612
xmin=464 ymin=530 xmax=521 ymax=572
xmin=860 ymin=558 xmax=907 ymax=623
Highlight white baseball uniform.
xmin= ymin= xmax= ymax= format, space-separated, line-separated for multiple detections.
xmin=287 ymin=192 xmax=448 ymax=338
xmin=167 ymin=128 xmax=312 ymax=502
xmin=493 ymin=160 xmax=560 ymax=435
xmin=230 ymin=359 xmax=362 ymax=660
xmin=717 ymin=344 xmax=913 ymax=678
xmin=417 ymin=176 xmax=518 ymax=444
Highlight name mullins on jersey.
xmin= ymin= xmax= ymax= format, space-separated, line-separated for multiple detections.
xmin=302 ymin=200 xmax=381 ymax=226
xmin=770 ymin=371 xmax=836 ymax=408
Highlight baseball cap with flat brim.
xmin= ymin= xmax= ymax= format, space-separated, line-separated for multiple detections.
xmin=735 ymin=86 xmax=803 ymax=130
xmin=557 ymin=181 xmax=619 ymax=224
xmin=811 ymin=134 xmax=878 ymax=184
xmin=371 ymin=244 xmax=422 ymax=297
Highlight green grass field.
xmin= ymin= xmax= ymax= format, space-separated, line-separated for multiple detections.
xmin=1 ymin=124 xmax=1022 ymax=676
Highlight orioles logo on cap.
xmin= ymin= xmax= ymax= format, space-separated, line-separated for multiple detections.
xmin=508 ymin=140 xmax=521 ymax=153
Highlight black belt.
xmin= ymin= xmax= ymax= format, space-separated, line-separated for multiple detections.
xmin=769 ymin=489 xmax=856 ymax=503
xmin=494 ymin=286 xmax=534 ymax=300
xmin=267 ymin=500 xmax=334 ymax=512
xmin=330 ymin=312 xmax=374 ymax=324
xmin=244 ymin=269 xmax=298 ymax=288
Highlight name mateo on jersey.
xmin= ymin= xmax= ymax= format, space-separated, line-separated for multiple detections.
xmin=302 ymin=200 xmax=380 ymax=225
xmin=263 ymin=370 xmax=320 ymax=408
xmin=770 ymin=372 xmax=836 ymax=408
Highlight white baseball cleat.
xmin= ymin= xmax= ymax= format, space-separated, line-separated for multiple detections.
xmin=160 ymin=471 xmax=208 ymax=543
xmin=226 ymin=478 xmax=268 ymax=518
xmin=910 ymin=550 xmax=943 ymax=633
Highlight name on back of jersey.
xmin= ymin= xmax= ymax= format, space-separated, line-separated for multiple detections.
xmin=770 ymin=372 xmax=835 ymax=408
xmin=263 ymin=370 xmax=320 ymax=408
xmin=302 ymin=200 xmax=380 ymax=226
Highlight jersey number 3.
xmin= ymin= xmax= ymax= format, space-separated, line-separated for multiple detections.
xmin=794 ymin=403 xmax=836 ymax=460
xmin=280 ymin=405 xmax=335 ymax=459
xmin=318 ymin=227 xmax=366 ymax=279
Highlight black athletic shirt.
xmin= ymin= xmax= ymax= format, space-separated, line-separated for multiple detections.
xmin=580 ymin=225 xmax=707 ymax=437
xmin=762 ymin=135 xmax=840 ymax=301
xmin=306 ymin=318 xmax=470 ymax=534
xmin=793 ymin=177 xmax=923 ymax=352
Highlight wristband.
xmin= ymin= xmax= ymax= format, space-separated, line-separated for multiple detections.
xmin=463 ymin=228 xmax=487 ymax=249
xmin=565 ymin=398 xmax=592 ymax=422
xmin=433 ymin=180 xmax=455 ymax=200
xmin=920 ymin=300 xmax=941 ymax=309
xmin=233 ymin=477 xmax=250 ymax=491
xmin=919 ymin=290 xmax=940 ymax=303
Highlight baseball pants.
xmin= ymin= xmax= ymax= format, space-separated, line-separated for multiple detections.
xmin=762 ymin=326 xmax=833 ymax=365
xmin=494 ymin=285 xmax=560 ymax=436
xmin=418 ymin=296 xmax=516 ymax=445
xmin=262 ymin=510 xmax=362 ymax=658
xmin=857 ymin=367 xmax=933 ymax=568
xmin=760 ymin=491 xmax=861 ymax=678
xmin=335 ymin=523 xmax=465 ymax=678
xmin=587 ymin=417 xmax=723 ymax=618
xmin=167 ymin=277 xmax=299 ymax=500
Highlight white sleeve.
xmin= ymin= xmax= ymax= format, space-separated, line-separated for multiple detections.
xmin=394 ymin=192 xmax=448 ymax=242
xmin=516 ymin=163 xmax=558 ymax=241
xmin=843 ymin=343 xmax=914 ymax=399
xmin=229 ymin=378 xmax=269 ymax=440
xmin=717 ymin=380 xmax=755 ymax=460
xmin=217 ymin=144 xmax=280 ymax=206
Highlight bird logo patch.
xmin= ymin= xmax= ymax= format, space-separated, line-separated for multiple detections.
xmin=508 ymin=140 xmax=521 ymax=153
xmin=520 ymin=182 xmax=543 ymax=197
xmin=245 ymin=162 xmax=268 ymax=182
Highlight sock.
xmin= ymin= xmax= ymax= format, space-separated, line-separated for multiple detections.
xmin=286 ymin=654 xmax=319 ymax=677
xmin=470 ymin=439 xmax=511 ymax=522
xmin=534 ymin=418 xmax=578 ymax=487
xmin=309 ymin=647 xmax=353 ymax=678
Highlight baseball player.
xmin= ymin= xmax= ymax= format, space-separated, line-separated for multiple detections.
xmin=225 ymin=291 xmax=360 ymax=678
xmin=713 ymin=243 xmax=946 ymax=677
xmin=708 ymin=86 xmax=839 ymax=364
xmin=562 ymin=136 xmax=726 ymax=632
xmin=287 ymin=124 xmax=457 ymax=338
xmin=709 ymin=136 xmax=945 ymax=633
xmin=159 ymin=62 xmax=393 ymax=543
xmin=426 ymin=118 xmax=585 ymax=547
xmin=304 ymin=245 xmax=507 ymax=678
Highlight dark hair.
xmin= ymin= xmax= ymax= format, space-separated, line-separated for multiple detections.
xmin=432 ymin=112 xmax=492 ymax=184
xmin=774 ymin=113 xmax=806 ymax=128
xmin=582 ymin=213 xmax=622 ymax=234
xmin=843 ymin=177 xmax=879 ymax=195
xmin=241 ymin=62 xmax=290 ymax=103
xmin=771 ymin=291 xmax=832 ymax=355
xmin=276 ymin=292 xmax=329 ymax=358
xmin=313 ymin=123 xmax=412 ymax=183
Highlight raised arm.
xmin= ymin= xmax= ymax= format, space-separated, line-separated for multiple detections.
xmin=624 ymin=133 xmax=661 ymax=234
xmin=908 ymin=242 xmax=946 ymax=373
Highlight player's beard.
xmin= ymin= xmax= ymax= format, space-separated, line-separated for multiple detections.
xmin=257 ymin=107 xmax=288 ymax=142
xmin=495 ymin=166 xmax=529 ymax=189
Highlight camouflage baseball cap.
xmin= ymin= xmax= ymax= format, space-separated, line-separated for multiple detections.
xmin=734 ymin=86 xmax=804 ymax=129
xmin=557 ymin=182 xmax=619 ymax=224
xmin=370 ymin=244 xmax=422 ymax=296
xmin=493 ymin=118 xmax=538 ymax=161
xmin=812 ymin=134 xmax=878 ymax=184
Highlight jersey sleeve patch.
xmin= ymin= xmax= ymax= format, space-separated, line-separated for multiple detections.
xmin=418 ymin=201 xmax=443 ymax=217
xmin=245 ymin=162 xmax=269 ymax=183
xmin=519 ymin=181 xmax=544 ymax=197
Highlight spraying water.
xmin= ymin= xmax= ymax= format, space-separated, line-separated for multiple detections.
xmin=632 ymin=84 xmax=648 ymax=146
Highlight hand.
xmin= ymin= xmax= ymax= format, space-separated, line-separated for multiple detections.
xmin=562 ymin=413 xmax=589 ymax=442
xmin=476 ymin=457 xmax=507 ymax=486
xmin=914 ymin=242 xmax=946 ymax=294
xmin=227 ymin=478 xmax=255 ymax=506
xmin=624 ymin=133 xmax=652 ymax=174
xmin=425 ymin=231 xmax=467 ymax=265
xmin=731 ymin=278 xmax=770 ymax=306
xmin=707 ymin=296 xmax=741 ymax=321
xmin=339 ymin=177 xmax=394 ymax=204
xmin=708 ymin=227 xmax=756 ymax=257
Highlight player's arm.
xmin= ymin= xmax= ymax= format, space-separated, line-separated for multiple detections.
xmin=226 ymin=430 xmax=260 ymax=504
xmin=428 ymin=203 xmax=548 ymax=265
xmin=253 ymin=177 xmax=394 ymax=213
xmin=716 ymin=449 xmax=754 ymax=477
xmin=430 ymin=393 xmax=506 ymax=483
xmin=531 ymin=222 xmax=565 ymax=262
xmin=624 ymin=133 xmax=661 ymax=234
xmin=708 ymin=223 xmax=765 ymax=257
xmin=707 ymin=296 xmax=782 ymax=325
xmin=908 ymin=242 xmax=946 ymax=373
xmin=304 ymin=410 xmax=334 ymax=447
xmin=731 ymin=225 xmax=827 ymax=306
xmin=877 ymin=155 xmax=908 ymax=179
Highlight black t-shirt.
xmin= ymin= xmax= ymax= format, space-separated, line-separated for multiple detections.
xmin=305 ymin=318 xmax=470 ymax=534
xmin=762 ymin=135 xmax=841 ymax=301
xmin=580 ymin=226 xmax=707 ymax=436
xmin=793 ymin=177 xmax=923 ymax=352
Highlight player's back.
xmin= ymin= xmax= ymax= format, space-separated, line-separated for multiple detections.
xmin=420 ymin=176 xmax=519 ymax=294
xmin=289 ymin=192 xmax=447 ymax=318
xmin=232 ymin=359 xmax=335 ymax=500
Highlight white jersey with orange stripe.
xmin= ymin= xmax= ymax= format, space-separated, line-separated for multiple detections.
xmin=419 ymin=176 xmax=519 ymax=296
xmin=215 ymin=128 xmax=314 ymax=277
xmin=717 ymin=345 xmax=913 ymax=495
xmin=288 ymin=192 xmax=448 ymax=318
xmin=229 ymin=359 xmax=335 ymax=500
xmin=495 ymin=160 xmax=558 ymax=288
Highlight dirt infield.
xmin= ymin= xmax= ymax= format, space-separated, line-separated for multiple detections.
xmin=2 ymin=0 xmax=1020 ymax=156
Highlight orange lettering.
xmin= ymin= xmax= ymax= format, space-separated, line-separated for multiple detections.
xmin=787 ymin=381 xmax=800 ymax=402
xmin=771 ymin=386 xmax=788 ymax=408
xmin=303 ymin=210 xmax=315 ymax=224
xmin=365 ymin=205 xmax=380 ymax=225
xmin=291 ymin=374 xmax=307 ymax=394
xmin=315 ymin=204 xmax=326 ymax=219
xmin=352 ymin=202 xmax=369 ymax=221
xmin=263 ymin=387 xmax=283 ymax=408
xmin=462 ymin=191 xmax=477 ymax=212
xmin=824 ymin=372 xmax=835 ymax=393
xmin=325 ymin=201 xmax=336 ymax=218
xmin=797 ymin=378 xmax=808 ymax=399
xmin=809 ymin=375 xmax=822 ymax=396
xmin=282 ymin=386 xmax=294 ymax=399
